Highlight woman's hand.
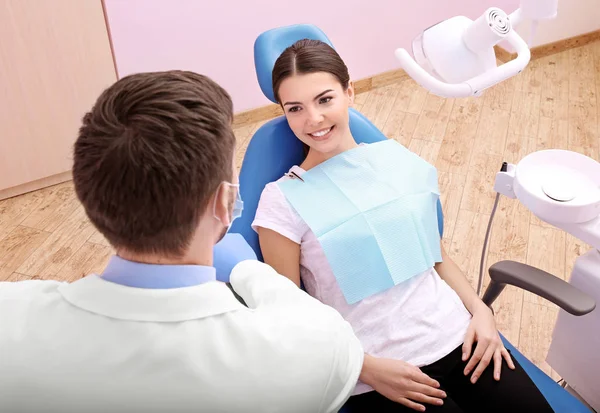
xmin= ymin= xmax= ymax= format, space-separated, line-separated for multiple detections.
xmin=462 ymin=304 xmax=515 ymax=383
xmin=434 ymin=244 xmax=515 ymax=384
xmin=360 ymin=354 xmax=447 ymax=412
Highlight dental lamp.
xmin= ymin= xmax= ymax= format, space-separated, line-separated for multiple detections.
xmin=395 ymin=0 xmax=558 ymax=97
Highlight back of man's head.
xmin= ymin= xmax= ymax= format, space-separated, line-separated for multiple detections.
xmin=73 ymin=71 xmax=236 ymax=258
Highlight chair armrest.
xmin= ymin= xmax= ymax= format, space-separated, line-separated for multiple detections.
xmin=482 ymin=260 xmax=596 ymax=316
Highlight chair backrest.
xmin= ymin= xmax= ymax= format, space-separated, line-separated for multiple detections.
xmin=254 ymin=24 xmax=334 ymax=104
xmin=230 ymin=24 xmax=444 ymax=261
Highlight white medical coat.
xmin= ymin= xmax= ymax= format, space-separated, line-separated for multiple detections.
xmin=0 ymin=260 xmax=364 ymax=413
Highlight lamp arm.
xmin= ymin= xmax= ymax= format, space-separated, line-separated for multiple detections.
xmin=465 ymin=31 xmax=531 ymax=94
xmin=508 ymin=8 xmax=524 ymax=27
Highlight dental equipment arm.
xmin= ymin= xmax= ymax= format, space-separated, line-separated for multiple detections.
xmin=395 ymin=0 xmax=558 ymax=98
xmin=482 ymin=260 xmax=596 ymax=316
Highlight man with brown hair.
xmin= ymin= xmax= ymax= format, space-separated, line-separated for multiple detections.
xmin=0 ymin=71 xmax=363 ymax=413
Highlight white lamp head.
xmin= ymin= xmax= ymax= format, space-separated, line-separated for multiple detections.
xmin=411 ymin=9 xmax=508 ymax=86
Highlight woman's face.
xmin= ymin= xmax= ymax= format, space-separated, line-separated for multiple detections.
xmin=277 ymin=72 xmax=354 ymax=156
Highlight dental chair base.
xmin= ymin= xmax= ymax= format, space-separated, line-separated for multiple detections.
xmin=547 ymin=249 xmax=600 ymax=412
xmin=490 ymin=148 xmax=600 ymax=410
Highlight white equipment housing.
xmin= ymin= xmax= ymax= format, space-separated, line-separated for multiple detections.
xmin=494 ymin=150 xmax=600 ymax=411
xmin=495 ymin=150 xmax=600 ymax=250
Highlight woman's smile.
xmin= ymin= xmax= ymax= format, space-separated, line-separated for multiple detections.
xmin=307 ymin=125 xmax=335 ymax=141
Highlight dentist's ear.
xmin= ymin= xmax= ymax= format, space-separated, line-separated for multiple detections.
xmin=212 ymin=183 xmax=232 ymax=228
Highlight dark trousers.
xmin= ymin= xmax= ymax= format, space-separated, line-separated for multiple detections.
xmin=344 ymin=344 xmax=554 ymax=413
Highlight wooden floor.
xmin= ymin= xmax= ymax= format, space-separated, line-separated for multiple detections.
xmin=1 ymin=41 xmax=599 ymax=380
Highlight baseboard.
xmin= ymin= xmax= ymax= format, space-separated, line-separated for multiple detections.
xmin=495 ymin=29 xmax=600 ymax=62
xmin=233 ymin=68 xmax=410 ymax=127
xmin=530 ymin=29 xmax=600 ymax=59
xmin=0 ymin=171 xmax=72 ymax=201
xmin=233 ymin=104 xmax=283 ymax=128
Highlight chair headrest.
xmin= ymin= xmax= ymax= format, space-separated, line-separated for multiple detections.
xmin=253 ymin=24 xmax=334 ymax=103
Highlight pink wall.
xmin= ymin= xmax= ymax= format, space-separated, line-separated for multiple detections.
xmin=104 ymin=0 xmax=520 ymax=113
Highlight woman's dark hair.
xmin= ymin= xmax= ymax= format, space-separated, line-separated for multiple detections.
xmin=272 ymin=39 xmax=350 ymax=104
xmin=272 ymin=39 xmax=351 ymax=157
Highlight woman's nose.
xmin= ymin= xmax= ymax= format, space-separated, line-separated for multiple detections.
xmin=305 ymin=108 xmax=324 ymax=125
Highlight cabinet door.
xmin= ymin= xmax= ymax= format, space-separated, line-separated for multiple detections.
xmin=0 ymin=0 xmax=116 ymax=199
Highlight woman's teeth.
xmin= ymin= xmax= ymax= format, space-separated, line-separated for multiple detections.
xmin=310 ymin=127 xmax=332 ymax=137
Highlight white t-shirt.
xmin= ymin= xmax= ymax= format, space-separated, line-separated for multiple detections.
xmin=252 ymin=165 xmax=473 ymax=395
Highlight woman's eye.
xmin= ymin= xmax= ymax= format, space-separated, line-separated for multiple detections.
xmin=288 ymin=106 xmax=301 ymax=113
xmin=319 ymin=96 xmax=333 ymax=104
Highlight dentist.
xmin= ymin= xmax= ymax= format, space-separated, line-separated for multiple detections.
xmin=0 ymin=71 xmax=363 ymax=413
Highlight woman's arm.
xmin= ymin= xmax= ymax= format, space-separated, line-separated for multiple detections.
xmin=257 ymin=227 xmax=302 ymax=287
xmin=258 ymin=226 xmax=446 ymax=411
xmin=434 ymin=243 xmax=486 ymax=315
xmin=434 ymin=242 xmax=515 ymax=383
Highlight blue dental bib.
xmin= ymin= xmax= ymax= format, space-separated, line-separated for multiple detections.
xmin=278 ymin=139 xmax=442 ymax=304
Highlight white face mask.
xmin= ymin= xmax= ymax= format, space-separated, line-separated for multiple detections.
xmin=213 ymin=182 xmax=244 ymax=233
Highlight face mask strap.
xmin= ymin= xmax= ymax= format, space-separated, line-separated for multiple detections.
xmin=213 ymin=182 xmax=241 ymax=223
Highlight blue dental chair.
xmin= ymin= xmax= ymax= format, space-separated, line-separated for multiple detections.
xmin=216 ymin=23 xmax=595 ymax=413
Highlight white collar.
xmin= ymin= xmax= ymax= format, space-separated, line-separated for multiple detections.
xmin=58 ymin=275 xmax=246 ymax=322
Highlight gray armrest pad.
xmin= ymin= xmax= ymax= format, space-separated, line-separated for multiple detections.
xmin=484 ymin=260 xmax=596 ymax=316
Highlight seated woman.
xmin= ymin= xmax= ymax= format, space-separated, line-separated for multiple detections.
xmin=252 ymin=39 xmax=554 ymax=413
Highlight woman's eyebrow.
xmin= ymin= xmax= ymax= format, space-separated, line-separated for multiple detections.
xmin=283 ymin=89 xmax=334 ymax=106
xmin=313 ymin=89 xmax=333 ymax=100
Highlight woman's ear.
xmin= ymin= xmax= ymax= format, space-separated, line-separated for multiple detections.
xmin=347 ymin=80 xmax=355 ymax=106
